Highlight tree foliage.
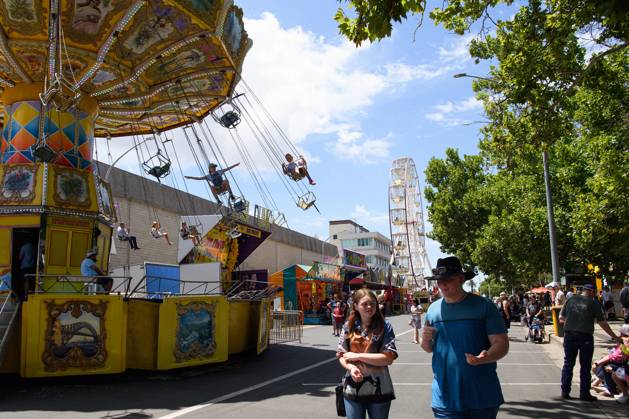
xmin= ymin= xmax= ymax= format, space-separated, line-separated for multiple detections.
xmin=335 ymin=1 xmax=629 ymax=284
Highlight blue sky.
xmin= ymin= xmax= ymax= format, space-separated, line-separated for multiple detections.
xmin=98 ymin=1 xmax=498 ymax=279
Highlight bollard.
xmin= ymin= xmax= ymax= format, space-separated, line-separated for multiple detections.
xmin=551 ymin=306 xmax=564 ymax=337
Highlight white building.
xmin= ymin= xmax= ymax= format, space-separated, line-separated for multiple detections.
xmin=328 ymin=220 xmax=391 ymax=269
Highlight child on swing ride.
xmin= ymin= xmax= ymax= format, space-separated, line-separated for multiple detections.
xmin=284 ymin=153 xmax=315 ymax=185
xmin=180 ymin=221 xmax=201 ymax=246
xmin=151 ymin=221 xmax=172 ymax=246
xmin=185 ymin=162 xmax=240 ymax=203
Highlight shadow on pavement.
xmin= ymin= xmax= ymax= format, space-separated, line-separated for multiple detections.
xmin=0 ymin=342 xmax=341 ymax=415
xmin=501 ymin=397 xmax=629 ymax=418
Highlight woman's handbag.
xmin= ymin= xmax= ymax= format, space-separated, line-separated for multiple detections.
xmin=335 ymin=380 xmax=346 ymax=417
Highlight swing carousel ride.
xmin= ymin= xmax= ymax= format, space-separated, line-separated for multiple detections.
xmin=0 ymin=0 xmax=314 ymax=378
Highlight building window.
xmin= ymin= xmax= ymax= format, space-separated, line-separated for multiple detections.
xmin=357 ymin=238 xmax=372 ymax=247
xmin=342 ymin=239 xmax=357 ymax=248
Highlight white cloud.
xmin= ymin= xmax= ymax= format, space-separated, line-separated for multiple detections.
xmin=329 ymin=128 xmax=393 ymax=163
xmin=425 ymin=96 xmax=483 ymax=127
xmin=437 ymin=34 xmax=475 ymax=64
xmin=350 ymin=204 xmax=390 ymax=233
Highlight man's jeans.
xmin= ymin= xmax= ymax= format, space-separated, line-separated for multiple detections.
xmin=561 ymin=331 xmax=594 ymax=397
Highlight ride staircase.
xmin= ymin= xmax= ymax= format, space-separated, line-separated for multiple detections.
xmin=0 ymin=286 xmax=20 ymax=366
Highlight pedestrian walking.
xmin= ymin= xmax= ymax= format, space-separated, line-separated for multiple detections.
xmin=337 ymin=288 xmax=397 ymax=419
xmin=559 ymin=283 xmax=621 ymax=401
xmin=421 ymin=256 xmax=509 ymax=418
xmin=499 ymin=292 xmax=511 ymax=330
xmin=328 ymin=293 xmax=347 ymax=337
xmin=409 ymin=298 xmax=423 ymax=344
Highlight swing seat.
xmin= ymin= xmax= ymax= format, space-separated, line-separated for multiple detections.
xmin=297 ymin=192 xmax=317 ymax=210
xmin=231 ymin=198 xmax=247 ymax=213
xmin=282 ymin=163 xmax=306 ymax=181
xmin=31 ymin=143 xmax=57 ymax=162
xmin=147 ymin=162 xmax=171 ymax=179
xmin=219 ymin=111 xmax=241 ymax=129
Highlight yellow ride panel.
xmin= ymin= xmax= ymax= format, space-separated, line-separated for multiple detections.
xmin=157 ymin=295 xmax=229 ymax=370
xmin=20 ymin=294 xmax=127 ymax=378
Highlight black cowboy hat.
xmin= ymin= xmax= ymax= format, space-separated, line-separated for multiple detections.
xmin=428 ymin=256 xmax=476 ymax=281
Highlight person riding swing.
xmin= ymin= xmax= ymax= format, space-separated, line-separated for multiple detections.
xmin=282 ymin=153 xmax=315 ymax=185
xmin=185 ymin=162 xmax=240 ymax=203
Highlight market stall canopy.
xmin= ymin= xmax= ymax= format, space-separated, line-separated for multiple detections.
xmin=0 ymin=0 xmax=251 ymax=137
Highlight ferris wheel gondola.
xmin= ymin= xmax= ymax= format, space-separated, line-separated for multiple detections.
xmin=388 ymin=157 xmax=431 ymax=292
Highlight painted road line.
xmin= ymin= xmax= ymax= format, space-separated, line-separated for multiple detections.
xmin=158 ymin=357 xmax=338 ymax=419
xmin=302 ymin=382 xmax=562 ymax=386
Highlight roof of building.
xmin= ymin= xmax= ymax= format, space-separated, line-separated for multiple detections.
xmin=329 ymin=219 xmax=369 ymax=232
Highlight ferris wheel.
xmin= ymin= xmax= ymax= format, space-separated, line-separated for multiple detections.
xmin=388 ymin=157 xmax=431 ymax=291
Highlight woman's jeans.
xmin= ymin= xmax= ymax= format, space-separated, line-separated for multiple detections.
xmin=344 ymin=398 xmax=391 ymax=419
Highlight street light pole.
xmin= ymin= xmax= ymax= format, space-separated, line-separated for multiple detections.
xmin=453 ymin=72 xmax=561 ymax=285
xmin=542 ymin=150 xmax=560 ymax=284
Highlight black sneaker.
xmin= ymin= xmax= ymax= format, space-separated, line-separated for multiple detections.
xmin=561 ymin=394 xmax=574 ymax=400
xmin=579 ymin=394 xmax=597 ymax=402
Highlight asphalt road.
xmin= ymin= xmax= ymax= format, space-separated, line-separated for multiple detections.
xmin=1 ymin=315 xmax=628 ymax=418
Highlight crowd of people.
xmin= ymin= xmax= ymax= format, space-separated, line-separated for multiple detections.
xmin=333 ymin=261 xmax=629 ymax=418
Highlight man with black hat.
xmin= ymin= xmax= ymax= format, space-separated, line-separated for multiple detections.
xmin=420 ymin=256 xmax=508 ymax=418
xmin=559 ymin=283 xmax=621 ymax=401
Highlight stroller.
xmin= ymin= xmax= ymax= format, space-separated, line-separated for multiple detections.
xmin=525 ymin=317 xmax=546 ymax=343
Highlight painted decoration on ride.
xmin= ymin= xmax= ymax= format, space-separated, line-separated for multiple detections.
xmin=63 ymin=0 xmax=126 ymax=41
xmin=343 ymin=249 xmax=367 ymax=269
xmin=186 ymin=224 xmax=239 ymax=270
xmin=0 ymin=164 xmax=37 ymax=204
xmin=121 ymin=8 xmax=176 ymax=56
xmin=0 ymin=0 xmax=43 ymax=33
xmin=1 ymin=101 xmax=40 ymax=164
xmin=1 ymin=100 xmax=93 ymax=169
xmin=174 ymin=300 xmax=216 ymax=363
xmin=96 ymin=178 xmax=115 ymax=220
xmin=42 ymin=300 xmax=108 ymax=372
xmin=257 ymin=299 xmax=270 ymax=355
xmin=52 ymin=166 xmax=91 ymax=208
xmin=222 ymin=6 xmax=247 ymax=61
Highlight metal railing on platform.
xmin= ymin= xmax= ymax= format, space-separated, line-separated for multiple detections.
xmin=0 ymin=278 xmax=20 ymax=364
xmin=28 ymin=274 xmax=133 ymax=295
xmin=225 ymin=280 xmax=281 ymax=301
xmin=270 ymin=310 xmax=303 ymax=344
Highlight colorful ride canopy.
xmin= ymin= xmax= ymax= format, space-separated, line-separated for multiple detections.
xmin=0 ymin=0 xmax=251 ymax=138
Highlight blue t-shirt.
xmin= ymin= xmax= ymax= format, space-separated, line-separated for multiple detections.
xmin=425 ymin=293 xmax=507 ymax=411
xmin=80 ymin=258 xmax=100 ymax=277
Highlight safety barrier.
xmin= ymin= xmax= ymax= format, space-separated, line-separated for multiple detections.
xmin=270 ymin=310 xmax=303 ymax=344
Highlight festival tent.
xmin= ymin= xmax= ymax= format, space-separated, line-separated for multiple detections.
xmin=268 ymin=264 xmax=311 ymax=310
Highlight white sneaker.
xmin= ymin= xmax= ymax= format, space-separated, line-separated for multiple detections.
xmin=614 ymin=393 xmax=629 ymax=403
